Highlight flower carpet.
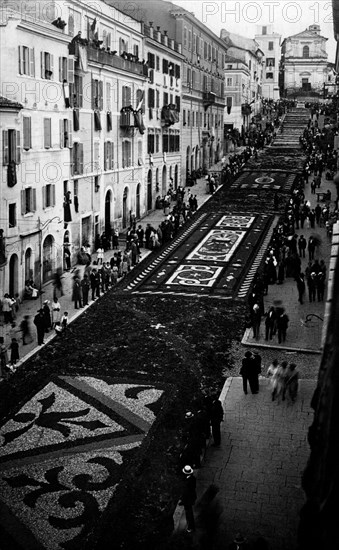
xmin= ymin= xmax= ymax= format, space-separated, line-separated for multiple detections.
xmin=0 ymin=376 xmax=164 ymax=549
xmin=126 ymin=212 xmax=272 ymax=297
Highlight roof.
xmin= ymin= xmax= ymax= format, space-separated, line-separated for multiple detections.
xmin=0 ymin=96 xmax=23 ymax=110
xmin=221 ymin=30 xmax=263 ymax=56
xmin=224 ymin=54 xmax=245 ymax=64
xmin=284 ymin=28 xmax=328 ymax=42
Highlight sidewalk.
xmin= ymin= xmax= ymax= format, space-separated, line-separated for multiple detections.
xmin=177 ymin=376 xmax=316 ymax=549
xmin=242 ymin=170 xmax=337 ymax=353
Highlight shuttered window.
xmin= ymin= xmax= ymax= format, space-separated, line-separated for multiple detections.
xmin=18 ymin=46 xmax=35 ymax=76
xmin=44 ymin=118 xmax=51 ymax=148
xmin=21 ymin=188 xmax=36 ymax=214
xmin=23 ymin=117 xmax=32 ymax=150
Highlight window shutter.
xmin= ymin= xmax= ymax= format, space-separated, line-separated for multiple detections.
xmin=78 ymin=77 xmax=83 ymax=107
xmin=30 ymin=48 xmax=35 ymax=76
xmin=69 ymin=83 xmax=74 ymax=108
xmin=18 ymin=46 xmax=22 ymax=74
xmin=99 ymin=80 xmax=103 ymax=110
xmin=3 ymin=130 xmax=9 ymax=165
xmin=42 ymin=185 xmax=46 ymax=208
xmin=70 ymin=147 xmax=74 ymax=176
xmin=111 ymin=142 xmax=114 ymax=169
xmin=79 ymin=143 xmax=84 ymax=174
xmin=67 ymin=57 xmax=74 ymax=83
xmin=50 ymin=54 xmax=54 ymax=79
xmin=23 ymin=117 xmax=30 ymax=150
xmin=68 ymin=118 xmax=73 ymax=148
xmin=149 ymin=69 xmax=154 ymax=84
xmin=162 ymin=59 xmax=168 ymax=74
xmin=21 ymin=190 xmax=26 ymax=215
xmin=104 ymin=142 xmax=107 ymax=170
xmin=59 ymin=119 xmax=64 ymax=148
xmin=59 ymin=57 xmax=62 ymax=82
xmin=91 ymin=78 xmax=95 ymax=110
xmin=126 ymin=87 xmax=131 ymax=106
xmin=41 ymin=51 xmax=45 ymax=78
xmin=52 ymin=185 xmax=56 ymax=207
xmin=44 ymin=119 xmax=49 ymax=148
xmin=32 ymin=188 xmax=36 ymax=211
xmin=16 ymin=131 xmax=21 ymax=164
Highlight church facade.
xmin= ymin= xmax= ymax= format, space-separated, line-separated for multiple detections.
xmin=281 ymin=24 xmax=329 ymax=96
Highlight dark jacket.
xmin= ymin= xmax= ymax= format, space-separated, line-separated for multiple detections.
xmin=181 ymin=474 xmax=197 ymax=506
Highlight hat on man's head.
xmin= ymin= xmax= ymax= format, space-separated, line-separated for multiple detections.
xmin=182 ymin=465 xmax=194 ymax=475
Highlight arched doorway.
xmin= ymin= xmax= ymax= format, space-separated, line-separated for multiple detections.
xmin=136 ymin=183 xmax=141 ymax=219
xmin=122 ymin=187 xmax=129 ymax=228
xmin=174 ymin=165 xmax=178 ymax=189
xmin=42 ymin=234 xmax=55 ymax=283
xmin=162 ymin=165 xmax=167 ymax=196
xmin=147 ymin=169 xmax=152 ymax=211
xmin=105 ymin=190 xmax=112 ymax=235
xmin=9 ymin=254 xmax=18 ymax=296
xmin=156 ymin=168 xmax=159 ymax=193
xmin=24 ymin=248 xmax=33 ymax=283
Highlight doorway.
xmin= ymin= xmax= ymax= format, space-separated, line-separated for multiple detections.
xmin=9 ymin=254 xmax=18 ymax=296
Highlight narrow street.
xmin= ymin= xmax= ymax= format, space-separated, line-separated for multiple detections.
xmin=0 ymin=104 xmax=335 ymax=550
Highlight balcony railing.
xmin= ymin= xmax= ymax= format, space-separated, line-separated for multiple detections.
xmin=203 ymin=91 xmax=216 ymax=111
xmin=87 ymin=46 xmax=148 ymax=77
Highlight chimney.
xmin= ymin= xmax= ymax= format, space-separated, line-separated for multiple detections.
xmin=163 ymin=30 xmax=168 ymax=46
xmin=149 ymin=22 xmax=154 ymax=38
xmin=157 ymin=26 xmax=161 ymax=42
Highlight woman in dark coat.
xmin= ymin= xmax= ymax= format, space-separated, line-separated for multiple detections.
xmin=42 ymin=301 xmax=52 ymax=332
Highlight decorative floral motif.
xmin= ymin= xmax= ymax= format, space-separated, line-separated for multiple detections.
xmin=186 ymin=229 xmax=246 ymax=262
xmin=215 ymin=215 xmax=255 ymax=229
xmin=166 ymin=265 xmax=223 ymax=287
xmin=0 ymin=377 xmax=164 ymax=549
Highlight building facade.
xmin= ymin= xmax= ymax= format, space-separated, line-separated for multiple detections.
xmin=223 ymin=55 xmax=250 ymax=136
xmin=111 ymin=0 xmax=226 ymax=178
xmin=281 ymin=25 xmax=329 ymax=96
xmin=0 ymin=0 xmax=148 ymax=298
xmin=143 ymin=23 xmax=183 ymax=205
xmin=255 ymin=24 xmax=281 ymax=100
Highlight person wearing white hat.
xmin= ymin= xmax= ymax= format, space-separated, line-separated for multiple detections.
xmin=180 ymin=465 xmax=197 ymax=533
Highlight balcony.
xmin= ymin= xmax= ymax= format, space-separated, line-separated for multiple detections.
xmin=120 ymin=109 xmax=134 ymax=128
xmin=203 ymin=91 xmax=216 ymax=110
xmin=87 ymin=46 xmax=148 ymax=77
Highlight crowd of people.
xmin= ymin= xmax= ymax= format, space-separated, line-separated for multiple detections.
xmin=240 ymin=350 xmax=299 ymax=403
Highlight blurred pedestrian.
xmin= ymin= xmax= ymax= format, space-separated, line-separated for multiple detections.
xmin=209 ymin=396 xmax=224 ymax=447
xmin=267 ymin=359 xmax=280 ymax=401
xmin=251 ymin=303 xmax=261 ymax=340
xmin=52 ymin=268 xmax=64 ymax=299
xmin=296 ymin=273 xmax=306 ymax=304
xmin=20 ymin=315 xmax=33 ymax=345
xmin=10 ymin=338 xmax=19 ymax=367
xmin=265 ymin=307 xmax=276 ymax=340
xmin=285 ymin=363 xmax=299 ymax=402
xmin=72 ymin=275 xmax=82 ymax=309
